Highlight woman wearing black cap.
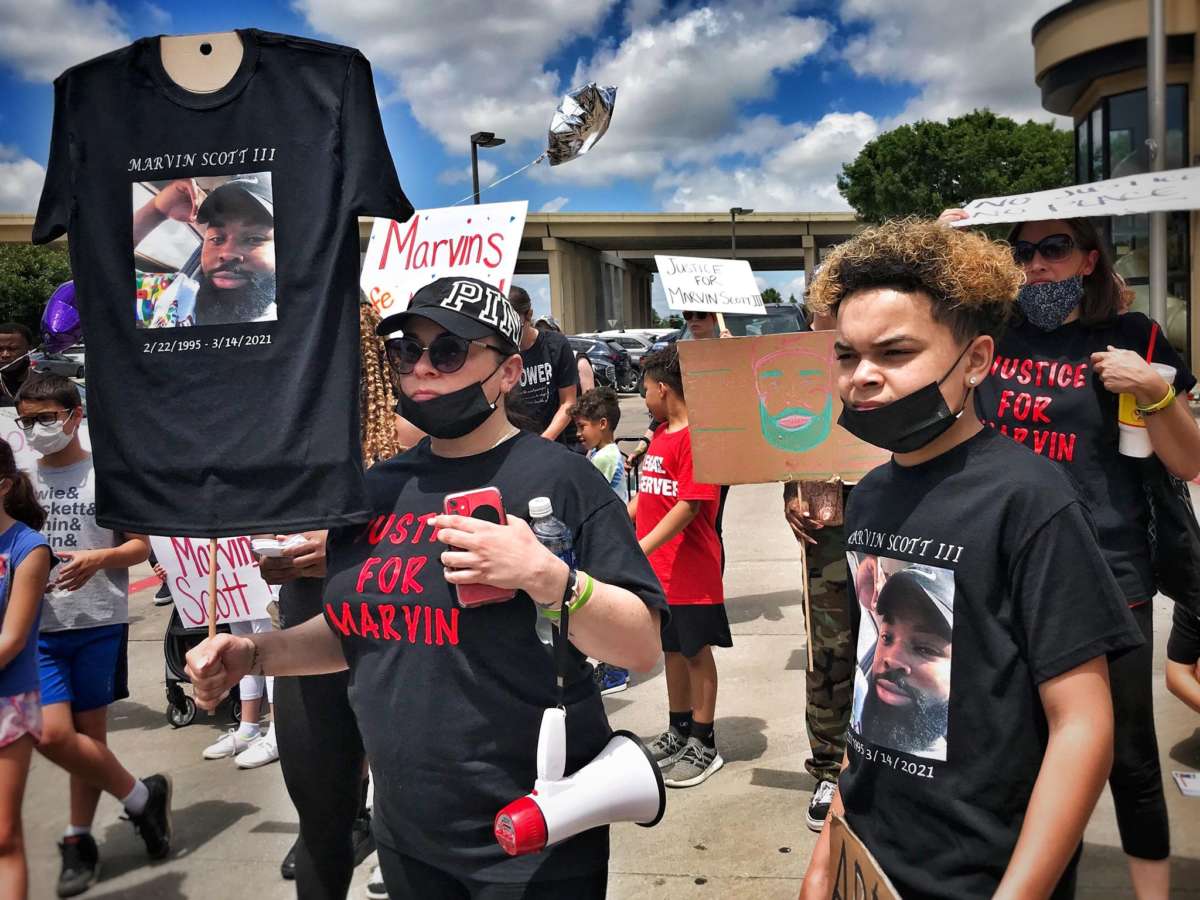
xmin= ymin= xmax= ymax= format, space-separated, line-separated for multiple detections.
xmin=187 ymin=276 xmax=666 ymax=898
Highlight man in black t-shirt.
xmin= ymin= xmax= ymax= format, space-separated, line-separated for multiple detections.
xmin=508 ymin=286 xmax=578 ymax=445
xmin=0 ymin=323 xmax=34 ymax=406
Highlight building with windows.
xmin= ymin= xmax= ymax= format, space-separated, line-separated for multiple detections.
xmin=1034 ymin=0 xmax=1200 ymax=370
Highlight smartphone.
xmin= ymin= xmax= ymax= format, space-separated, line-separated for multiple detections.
xmin=443 ymin=487 xmax=515 ymax=608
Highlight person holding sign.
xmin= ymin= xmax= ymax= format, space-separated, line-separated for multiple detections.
xmin=942 ymin=209 xmax=1200 ymax=898
xmin=798 ymin=220 xmax=1142 ymax=900
xmin=186 ymin=277 xmax=665 ymax=898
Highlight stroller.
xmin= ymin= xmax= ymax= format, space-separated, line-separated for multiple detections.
xmin=162 ymin=606 xmax=240 ymax=728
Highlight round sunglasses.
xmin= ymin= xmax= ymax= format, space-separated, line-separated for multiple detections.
xmin=385 ymin=334 xmax=506 ymax=375
xmin=1011 ymin=233 xmax=1076 ymax=266
xmin=682 ymin=310 xmax=713 ymax=321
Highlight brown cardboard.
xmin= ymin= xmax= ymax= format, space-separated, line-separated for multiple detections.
xmin=828 ymin=813 xmax=902 ymax=900
xmin=678 ymin=331 xmax=890 ymax=485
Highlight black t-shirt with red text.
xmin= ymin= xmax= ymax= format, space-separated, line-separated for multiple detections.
xmin=322 ymin=432 xmax=665 ymax=882
xmin=976 ymin=313 xmax=1195 ymax=601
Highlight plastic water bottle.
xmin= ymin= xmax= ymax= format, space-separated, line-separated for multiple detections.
xmin=529 ymin=497 xmax=574 ymax=645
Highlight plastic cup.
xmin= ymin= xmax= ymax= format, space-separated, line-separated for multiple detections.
xmin=1118 ymin=363 xmax=1176 ymax=457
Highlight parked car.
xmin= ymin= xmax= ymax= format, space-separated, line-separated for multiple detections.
xmin=593 ymin=330 xmax=655 ymax=367
xmin=568 ymin=336 xmax=640 ymax=393
xmin=722 ymin=303 xmax=811 ymax=337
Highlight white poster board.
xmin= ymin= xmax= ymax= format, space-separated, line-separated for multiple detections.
xmin=655 ymin=255 xmax=766 ymax=314
xmin=360 ymin=201 xmax=529 ymax=321
xmin=150 ymin=535 xmax=274 ymax=628
xmin=0 ymin=408 xmax=91 ymax=475
xmin=953 ymin=165 xmax=1200 ymax=225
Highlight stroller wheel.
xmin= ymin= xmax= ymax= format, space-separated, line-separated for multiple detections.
xmin=167 ymin=695 xmax=196 ymax=728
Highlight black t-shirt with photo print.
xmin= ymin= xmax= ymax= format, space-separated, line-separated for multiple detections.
xmin=321 ymin=431 xmax=666 ymax=882
xmin=976 ymin=313 xmax=1196 ymax=601
xmin=519 ymin=330 xmax=579 ymax=443
xmin=839 ymin=428 xmax=1141 ymax=900
xmin=33 ymin=29 xmax=412 ymax=536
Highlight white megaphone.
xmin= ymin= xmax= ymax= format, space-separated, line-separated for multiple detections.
xmin=494 ymin=707 xmax=666 ymax=856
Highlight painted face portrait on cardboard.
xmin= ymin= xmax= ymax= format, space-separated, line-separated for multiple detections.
xmin=754 ymin=346 xmax=834 ymax=453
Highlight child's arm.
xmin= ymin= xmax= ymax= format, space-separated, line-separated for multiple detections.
xmin=993 ymin=656 xmax=1114 ymax=900
xmin=56 ymin=533 xmax=151 ymax=593
xmin=626 ymin=493 xmax=638 ymax=521
xmin=1166 ymin=660 xmax=1200 ymax=714
xmin=0 ymin=546 xmax=53 ymax=669
xmin=638 ymin=499 xmax=699 ymax=556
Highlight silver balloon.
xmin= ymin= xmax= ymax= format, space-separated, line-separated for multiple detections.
xmin=547 ymin=83 xmax=617 ymax=166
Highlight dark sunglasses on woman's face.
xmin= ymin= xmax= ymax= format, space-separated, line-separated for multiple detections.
xmin=1011 ymin=233 xmax=1076 ymax=266
xmin=682 ymin=311 xmax=712 ymax=321
xmin=385 ymin=334 xmax=505 ymax=375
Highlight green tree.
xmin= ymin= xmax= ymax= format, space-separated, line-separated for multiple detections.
xmin=760 ymin=287 xmax=783 ymax=304
xmin=0 ymin=243 xmax=72 ymax=331
xmin=837 ymin=110 xmax=1073 ymax=224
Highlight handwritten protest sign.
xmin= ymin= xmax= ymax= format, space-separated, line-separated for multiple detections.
xmin=655 ymin=255 xmax=766 ymax=315
xmin=828 ymin=814 xmax=901 ymax=900
xmin=150 ymin=535 xmax=274 ymax=628
xmin=678 ymin=331 xmax=889 ymax=485
xmin=0 ymin=408 xmax=91 ymax=474
xmin=360 ymin=201 xmax=528 ymax=319
xmin=953 ymin=165 xmax=1200 ymax=225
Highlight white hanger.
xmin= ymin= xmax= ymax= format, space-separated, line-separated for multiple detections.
xmin=160 ymin=31 xmax=244 ymax=94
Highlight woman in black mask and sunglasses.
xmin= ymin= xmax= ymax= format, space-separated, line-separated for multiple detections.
xmin=941 ymin=210 xmax=1200 ymax=899
xmin=188 ymin=276 xmax=665 ymax=899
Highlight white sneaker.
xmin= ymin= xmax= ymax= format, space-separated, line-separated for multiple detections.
xmin=234 ymin=729 xmax=279 ymax=769
xmin=202 ymin=728 xmax=259 ymax=760
xmin=365 ymin=863 xmax=388 ymax=899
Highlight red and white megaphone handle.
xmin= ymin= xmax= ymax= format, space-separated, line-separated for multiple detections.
xmin=535 ymin=707 xmax=566 ymax=783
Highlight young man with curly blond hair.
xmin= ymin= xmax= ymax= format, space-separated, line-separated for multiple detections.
xmin=798 ymin=220 xmax=1142 ymax=900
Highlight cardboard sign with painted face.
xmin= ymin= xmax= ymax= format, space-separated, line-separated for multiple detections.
xmin=754 ymin=345 xmax=835 ymax=453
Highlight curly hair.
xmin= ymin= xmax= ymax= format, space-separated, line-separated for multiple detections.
xmin=807 ymin=218 xmax=1023 ymax=341
xmin=360 ymin=303 xmax=401 ymax=466
xmin=640 ymin=344 xmax=684 ymax=397
xmin=569 ymin=387 xmax=621 ymax=431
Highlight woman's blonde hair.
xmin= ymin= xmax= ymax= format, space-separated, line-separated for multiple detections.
xmin=360 ymin=303 xmax=400 ymax=466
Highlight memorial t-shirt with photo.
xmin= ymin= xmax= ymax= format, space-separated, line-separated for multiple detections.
xmin=33 ymin=29 xmax=412 ymax=537
xmin=518 ymin=330 xmax=578 ymax=442
xmin=321 ymin=431 xmax=666 ymax=882
xmin=839 ymin=428 xmax=1141 ymax=899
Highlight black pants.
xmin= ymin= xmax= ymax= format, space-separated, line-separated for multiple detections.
xmin=1109 ymin=601 xmax=1169 ymax=860
xmin=377 ymin=843 xmax=608 ymax=900
xmin=274 ymin=580 xmax=367 ymax=899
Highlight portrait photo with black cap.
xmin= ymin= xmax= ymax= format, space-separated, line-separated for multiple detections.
xmin=848 ymin=556 xmax=955 ymax=762
xmin=132 ymin=172 xmax=277 ymax=328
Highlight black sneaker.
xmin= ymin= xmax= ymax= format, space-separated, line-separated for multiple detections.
xmin=57 ymin=834 xmax=100 ymax=898
xmin=352 ymin=814 xmax=376 ymax=867
xmin=806 ymin=780 xmax=836 ymax=832
xmin=126 ymin=774 xmax=173 ymax=859
xmin=153 ymin=584 xmax=173 ymax=606
xmin=365 ymin=864 xmax=388 ymax=899
xmin=280 ymin=838 xmax=298 ymax=880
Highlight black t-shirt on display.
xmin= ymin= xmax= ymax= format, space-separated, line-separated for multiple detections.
xmin=33 ymin=29 xmax=413 ymax=536
xmin=840 ymin=429 xmax=1141 ymax=900
xmin=1168 ymin=604 xmax=1200 ymax=666
xmin=976 ymin=313 xmax=1196 ymax=601
xmin=321 ymin=431 xmax=666 ymax=882
xmin=519 ymin=331 xmax=578 ymax=442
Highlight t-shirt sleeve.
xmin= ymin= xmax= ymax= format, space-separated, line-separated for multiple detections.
xmin=589 ymin=445 xmax=619 ymax=483
xmin=553 ymin=337 xmax=579 ymax=391
xmin=673 ymin=431 xmax=720 ymax=503
xmin=1167 ymin=604 xmax=1200 ymax=666
xmin=33 ymin=76 xmax=74 ymax=244
xmin=1119 ymin=312 xmax=1196 ymax=394
xmin=576 ymin=495 xmax=667 ymax=618
xmin=1011 ymin=501 xmax=1143 ymax=684
xmin=339 ymin=52 xmax=413 ymax=222
xmin=11 ymin=528 xmax=51 ymax=573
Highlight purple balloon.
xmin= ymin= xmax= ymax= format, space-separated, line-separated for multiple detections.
xmin=41 ymin=281 xmax=81 ymax=353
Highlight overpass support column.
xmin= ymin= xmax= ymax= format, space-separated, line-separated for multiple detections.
xmin=803 ymin=235 xmax=817 ymax=282
xmin=544 ymin=237 xmax=604 ymax=333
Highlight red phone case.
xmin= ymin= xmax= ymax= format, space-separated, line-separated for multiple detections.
xmin=443 ymin=487 xmax=515 ymax=607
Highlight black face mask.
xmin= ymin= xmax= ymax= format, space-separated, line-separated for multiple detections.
xmin=837 ymin=344 xmax=973 ymax=454
xmin=396 ymin=361 xmax=505 ymax=440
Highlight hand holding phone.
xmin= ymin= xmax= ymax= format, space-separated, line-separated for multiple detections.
xmin=442 ymin=487 xmax=516 ymax=608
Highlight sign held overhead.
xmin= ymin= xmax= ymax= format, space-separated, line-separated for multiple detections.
xmin=655 ymin=255 xmax=766 ymax=315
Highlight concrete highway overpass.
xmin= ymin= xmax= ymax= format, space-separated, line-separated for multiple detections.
xmin=0 ymin=210 xmax=860 ymax=332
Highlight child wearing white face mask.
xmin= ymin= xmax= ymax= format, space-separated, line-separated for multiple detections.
xmin=15 ymin=373 xmax=171 ymax=897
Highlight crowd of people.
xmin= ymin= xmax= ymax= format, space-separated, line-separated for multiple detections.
xmin=0 ymin=213 xmax=1197 ymax=900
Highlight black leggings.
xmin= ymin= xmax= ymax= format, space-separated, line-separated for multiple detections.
xmin=274 ymin=580 xmax=367 ymax=899
xmin=1109 ymin=601 xmax=1169 ymax=860
xmin=377 ymin=843 xmax=608 ymax=900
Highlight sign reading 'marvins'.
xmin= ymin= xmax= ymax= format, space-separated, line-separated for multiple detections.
xmin=953 ymin=166 xmax=1200 ymax=225
xmin=655 ymin=255 xmax=766 ymax=314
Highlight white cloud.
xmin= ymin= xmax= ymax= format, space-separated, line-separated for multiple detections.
xmin=142 ymin=2 xmax=171 ymax=29
xmin=0 ymin=0 xmax=129 ymax=82
xmin=539 ymin=195 xmax=570 ymax=212
xmin=437 ymin=159 xmax=498 ymax=186
xmin=839 ymin=0 xmax=1065 ymax=125
xmin=0 ymin=146 xmax=46 ymax=212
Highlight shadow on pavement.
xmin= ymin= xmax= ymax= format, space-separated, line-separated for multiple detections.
xmin=714 ymin=715 xmax=768 ymax=763
xmin=749 ymin=767 xmax=814 ymax=792
xmin=726 ymin=590 xmax=803 ymax=626
xmin=1077 ymin=841 xmax=1200 ymax=893
xmin=1169 ymin=727 xmax=1200 ymax=768
xmin=107 ymin=700 xmax=172 ymax=734
xmin=88 ymin=871 xmax=188 ymax=900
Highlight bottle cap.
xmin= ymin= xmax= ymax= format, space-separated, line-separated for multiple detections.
xmin=529 ymin=497 xmax=553 ymax=519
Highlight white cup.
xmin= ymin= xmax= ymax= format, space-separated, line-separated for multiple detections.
xmin=1117 ymin=362 xmax=1176 ymax=457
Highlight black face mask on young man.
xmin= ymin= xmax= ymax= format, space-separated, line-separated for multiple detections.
xmin=397 ymin=360 xmax=506 ymax=440
xmin=837 ymin=344 xmax=974 ymax=454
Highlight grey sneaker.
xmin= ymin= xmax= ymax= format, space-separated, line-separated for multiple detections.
xmin=663 ymin=737 xmax=724 ymax=788
xmin=647 ymin=728 xmax=688 ymax=769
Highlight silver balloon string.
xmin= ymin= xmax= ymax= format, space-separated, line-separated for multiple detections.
xmin=450 ymin=152 xmax=547 ymax=206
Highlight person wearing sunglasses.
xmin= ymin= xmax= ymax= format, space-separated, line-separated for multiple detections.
xmin=941 ymin=209 xmax=1200 ymax=899
xmin=186 ymin=276 xmax=665 ymax=899
xmin=679 ymin=309 xmax=731 ymax=341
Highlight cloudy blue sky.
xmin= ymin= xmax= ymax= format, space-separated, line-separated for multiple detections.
xmin=0 ymin=0 xmax=1064 ymax=313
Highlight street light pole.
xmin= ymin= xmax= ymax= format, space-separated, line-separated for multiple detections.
xmin=469 ymin=131 xmax=507 ymax=205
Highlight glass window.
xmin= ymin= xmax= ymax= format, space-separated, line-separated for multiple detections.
xmin=1090 ymin=106 xmax=1105 ymax=180
xmin=1075 ymin=118 xmax=1089 ymax=183
xmin=1107 ymin=91 xmax=1145 ymax=176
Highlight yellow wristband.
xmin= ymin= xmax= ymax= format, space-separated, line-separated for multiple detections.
xmin=1136 ymin=384 xmax=1176 ymax=415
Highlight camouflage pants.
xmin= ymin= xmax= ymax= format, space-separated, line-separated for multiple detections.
xmin=802 ymin=504 xmax=858 ymax=784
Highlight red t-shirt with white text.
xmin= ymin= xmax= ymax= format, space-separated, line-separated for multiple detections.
xmin=635 ymin=424 xmax=723 ymax=605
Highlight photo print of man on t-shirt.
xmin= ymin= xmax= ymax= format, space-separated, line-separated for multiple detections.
xmin=848 ymin=555 xmax=954 ymax=762
xmin=132 ymin=172 xmax=277 ymax=328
